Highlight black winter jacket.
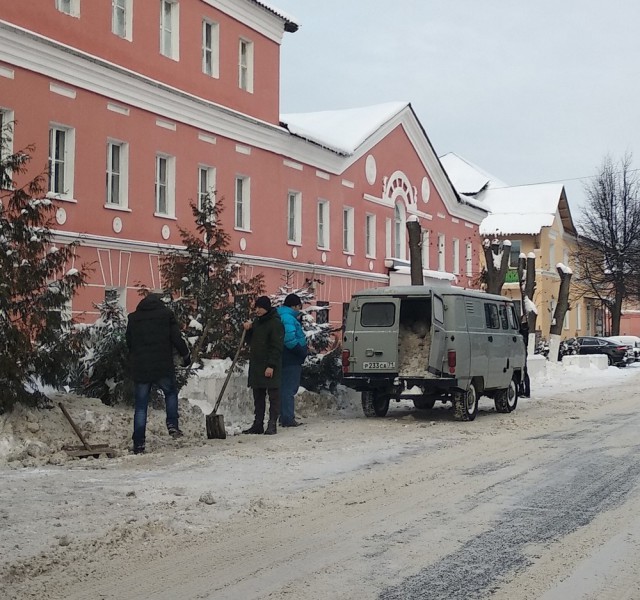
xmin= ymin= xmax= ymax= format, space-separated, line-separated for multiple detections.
xmin=126 ymin=294 xmax=189 ymax=383
xmin=246 ymin=308 xmax=284 ymax=389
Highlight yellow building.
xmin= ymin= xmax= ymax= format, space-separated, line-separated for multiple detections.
xmin=440 ymin=153 xmax=596 ymax=341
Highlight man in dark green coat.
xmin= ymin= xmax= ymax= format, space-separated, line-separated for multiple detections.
xmin=242 ymin=296 xmax=284 ymax=435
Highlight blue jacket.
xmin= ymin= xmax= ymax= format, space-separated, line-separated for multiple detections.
xmin=277 ymin=305 xmax=307 ymax=366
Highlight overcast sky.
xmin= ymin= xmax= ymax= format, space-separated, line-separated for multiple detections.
xmin=272 ymin=0 xmax=640 ymax=218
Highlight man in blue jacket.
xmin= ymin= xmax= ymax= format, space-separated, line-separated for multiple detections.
xmin=277 ymin=293 xmax=308 ymax=427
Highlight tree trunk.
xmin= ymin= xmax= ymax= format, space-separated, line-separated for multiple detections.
xmin=549 ymin=266 xmax=572 ymax=362
xmin=518 ymin=253 xmax=537 ymax=355
xmin=406 ymin=219 xmax=423 ymax=286
xmin=483 ymin=239 xmax=510 ymax=295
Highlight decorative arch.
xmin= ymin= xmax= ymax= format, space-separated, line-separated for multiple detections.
xmin=383 ymin=170 xmax=417 ymax=207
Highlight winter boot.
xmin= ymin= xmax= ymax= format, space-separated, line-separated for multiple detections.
xmin=243 ymin=421 xmax=264 ymax=434
xmin=264 ymin=420 xmax=277 ymax=435
xmin=168 ymin=425 xmax=183 ymax=439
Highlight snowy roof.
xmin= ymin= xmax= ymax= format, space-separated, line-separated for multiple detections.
xmin=281 ymin=102 xmax=409 ymax=155
xmin=439 ymin=152 xmax=507 ymax=195
xmin=478 ymin=183 xmax=566 ymax=236
xmin=251 ymin=1 xmax=299 ymax=32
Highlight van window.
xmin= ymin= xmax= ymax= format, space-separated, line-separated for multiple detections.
xmin=507 ymin=304 xmax=519 ymax=330
xmin=361 ymin=302 xmax=395 ymax=327
xmin=433 ymin=295 xmax=444 ymax=324
xmin=484 ymin=303 xmax=500 ymax=329
xmin=498 ymin=305 xmax=509 ymax=329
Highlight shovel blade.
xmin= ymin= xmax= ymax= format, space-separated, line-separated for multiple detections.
xmin=206 ymin=412 xmax=226 ymax=439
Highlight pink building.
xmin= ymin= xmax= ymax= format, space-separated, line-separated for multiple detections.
xmin=0 ymin=0 xmax=486 ymax=327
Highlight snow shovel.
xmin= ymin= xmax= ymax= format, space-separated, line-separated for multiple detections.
xmin=206 ymin=329 xmax=246 ymax=439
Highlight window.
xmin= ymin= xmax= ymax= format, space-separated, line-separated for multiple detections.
xmin=465 ymin=242 xmax=473 ymax=276
xmin=498 ymin=305 xmax=509 ymax=329
xmin=234 ymin=175 xmax=250 ymax=230
xmin=365 ymin=214 xmax=376 ymax=257
xmin=106 ymin=140 xmax=129 ymax=208
xmin=343 ymin=207 xmax=354 ymax=254
xmin=198 ymin=166 xmax=216 ymax=210
xmin=112 ymin=0 xmax=132 ymax=39
xmin=238 ymin=39 xmax=254 ymax=92
xmin=155 ymin=154 xmax=175 ymax=216
xmin=287 ymin=191 xmax=301 ymax=244
xmin=484 ymin=303 xmax=500 ymax=329
xmin=509 ymin=240 xmax=521 ymax=268
xmin=48 ymin=125 xmax=75 ymax=199
xmin=360 ymin=302 xmax=395 ymax=327
xmin=437 ymin=234 xmax=445 ymax=271
xmin=576 ymin=303 xmax=582 ymax=330
xmin=56 ymin=0 xmax=79 ymax=16
xmin=563 ymin=249 xmax=570 ymax=268
xmin=202 ymin=20 xmax=219 ymax=77
xmin=315 ymin=300 xmax=329 ymax=325
xmin=421 ymin=230 xmax=430 ymax=269
xmin=393 ymin=202 xmax=406 ymax=259
xmin=0 ymin=109 xmax=14 ymax=188
xmin=160 ymin=0 xmax=179 ymax=60
xmin=105 ymin=287 xmax=126 ymax=310
xmin=317 ymin=200 xmax=329 ymax=249
xmin=452 ymin=238 xmax=460 ymax=275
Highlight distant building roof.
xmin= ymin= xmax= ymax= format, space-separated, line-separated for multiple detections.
xmin=251 ymin=1 xmax=299 ymax=32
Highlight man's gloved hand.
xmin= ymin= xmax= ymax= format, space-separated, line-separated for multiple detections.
xmin=182 ymin=354 xmax=192 ymax=368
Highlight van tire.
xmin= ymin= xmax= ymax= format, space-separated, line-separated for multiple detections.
xmin=453 ymin=383 xmax=478 ymax=421
xmin=413 ymin=397 xmax=436 ymax=410
xmin=362 ymin=391 xmax=390 ymax=417
xmin=494 ymin=378 xmax=518 ymax=413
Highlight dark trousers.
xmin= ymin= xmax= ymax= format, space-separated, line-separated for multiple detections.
xmin=252 ymin=387 xmax=280 ymax=424
xmin=132 ymin=375 xmax=178 ymax=447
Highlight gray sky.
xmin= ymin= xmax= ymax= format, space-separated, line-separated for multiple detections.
xmin=272 ymin=0 xmax=640 ymax=218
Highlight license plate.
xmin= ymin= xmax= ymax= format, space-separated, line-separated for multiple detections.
xmin=362 ymin=361 xmax=395 ymax=369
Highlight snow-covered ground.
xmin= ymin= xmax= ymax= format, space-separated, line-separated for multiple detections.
xmin=2 ymin=359 xmax=640 ymax=599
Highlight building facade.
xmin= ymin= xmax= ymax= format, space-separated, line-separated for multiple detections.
xmin=0 ymin=0 xmax=485 ymax=328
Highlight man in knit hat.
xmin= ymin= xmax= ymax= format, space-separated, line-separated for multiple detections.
xmin=276 ymin=293 xmax=307 ymax=427
xmin=242 ymin=296 xmax=284 ymax=435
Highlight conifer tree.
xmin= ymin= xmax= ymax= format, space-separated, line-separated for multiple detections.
xmin=0 ymin=122 xmax=86 ymax=411
xmin=159 ymin=194 xmax=264 ymax=363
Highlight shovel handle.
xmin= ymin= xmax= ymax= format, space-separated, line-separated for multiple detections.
xmin=212 ymin=329 xmax=247 ymax=415
xmin=59 ymin=402 xmax=94 ymax=451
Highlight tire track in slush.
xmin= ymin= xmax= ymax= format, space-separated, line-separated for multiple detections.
xmin=380 ymin=434 xmax=640 ymax=600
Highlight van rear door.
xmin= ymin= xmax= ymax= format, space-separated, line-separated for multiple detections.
xmin=350 ymin=297 xmax=400 ymax=374
xmin=427 ymin=293 xmax=446 ymax=376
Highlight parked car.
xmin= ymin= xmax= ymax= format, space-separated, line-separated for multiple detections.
xmin=604 ymin=335 xmax=640 ymax=362
xmin=567 ymin=336 xmax=631 ymax=367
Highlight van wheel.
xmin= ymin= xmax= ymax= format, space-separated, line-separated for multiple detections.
xmin=453 ymin=383 xmax=478 ymax=421
xmin=495 ymin=378 xmax=518 ymax=413
xmin=413 ymin=397 xmax=436 ymax=410
xmin=362 ymin=391 xmax=390 ymax=417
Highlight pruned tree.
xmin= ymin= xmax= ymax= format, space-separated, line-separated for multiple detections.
xmin=0 ymin=121 xmax=87 ymax=411
xmin=406 ymin=216 xmax=423 ymax=285
xmin=573 ymin=154 xmax=640 ymax=336
xmin=548 ymin=264 xmax=573 ymax=362
xmin=159 ymin=194 xmax=264 ymax=364
xmin=518 ymin=252 xmax=537 ymax=353
xmin=482 ymin=238 xmax=511 ymax=295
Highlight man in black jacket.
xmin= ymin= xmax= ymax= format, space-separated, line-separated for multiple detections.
xmin=126 ymin=293 xmax=190 ymax=454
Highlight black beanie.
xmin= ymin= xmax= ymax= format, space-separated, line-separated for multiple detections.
xmin=255 ymin=296 xmax=271 ymax=311
xmin=284 ymin=293 xmax=302 ymax=307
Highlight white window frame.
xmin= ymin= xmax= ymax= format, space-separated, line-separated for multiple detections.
xmin=466 ymin=242 xmax=473 ymax=276
xmin=421 ymin=230 xmax=430 ymax=269
xmin=452 ymin=238 xmax=460 ymax=275
xmin=576 ymin=302 xmax=582 ymax=330
xmin=198 ymin=165 xmax=216 ymax=210
xmin=112 ymin=0 xmax=132 ymax=40
xmin=564 ymin=309 xmax=570 ymax=330
xmin=155 ymin=154 xmax=175 ymax=217
xmin=202 ymin=19 xmax=219 ymax=78
xmin=234 ymin=175 xmax=250 ymax=231
xmin=385 ymin=218 xmax=392 ymax=258
xmin=287 ymin=190 xmax=302 ymax=244
xmin=160 ymin=0 xmax=179 ymax=60
xmin=549 ymin=242 xmax=556 ymax=270
xmin=317 ymin=199 xmax=330 ymax=250
xmin=106 ymin=140 xmax=129 ymax=209
xmin=437 ymin=234 xmax=445 ymax=272
xmin=393 ymin=201 xmax=406 ymax=260
xmin=0 ymin=108 xmax=14 ymax=186
xmin=343 ymin=206 xmax=354 ymax=254
xmin=48 ymin=124 xmax=75 ymax=200
xmin=238 ymin=38 xmax=254 ymax=92
xmin=365 ymin=213 xmax=376 ymax=258
xmin=56 ymin=0 xmax=80 ymax=17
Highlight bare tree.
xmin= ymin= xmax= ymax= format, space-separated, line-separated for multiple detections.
xmin=518 ymin=252 xmax=537 ymax=352
xmin=406 ymin=217 xmax=423 ymax=285
xmin=573 ymin=154 xmax=640 ymax=336
xmin=548 ymin=265 xmax=573 ymax=362
xmin=482 ymin=238 xmax=510 ymax=295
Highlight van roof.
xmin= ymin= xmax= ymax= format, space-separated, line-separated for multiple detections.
xmin=352 ymin=285 xmax=513 ymax=303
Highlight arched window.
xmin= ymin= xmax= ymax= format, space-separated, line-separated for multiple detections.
xmin=394 ymin=201 xmax=406 ymax=260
